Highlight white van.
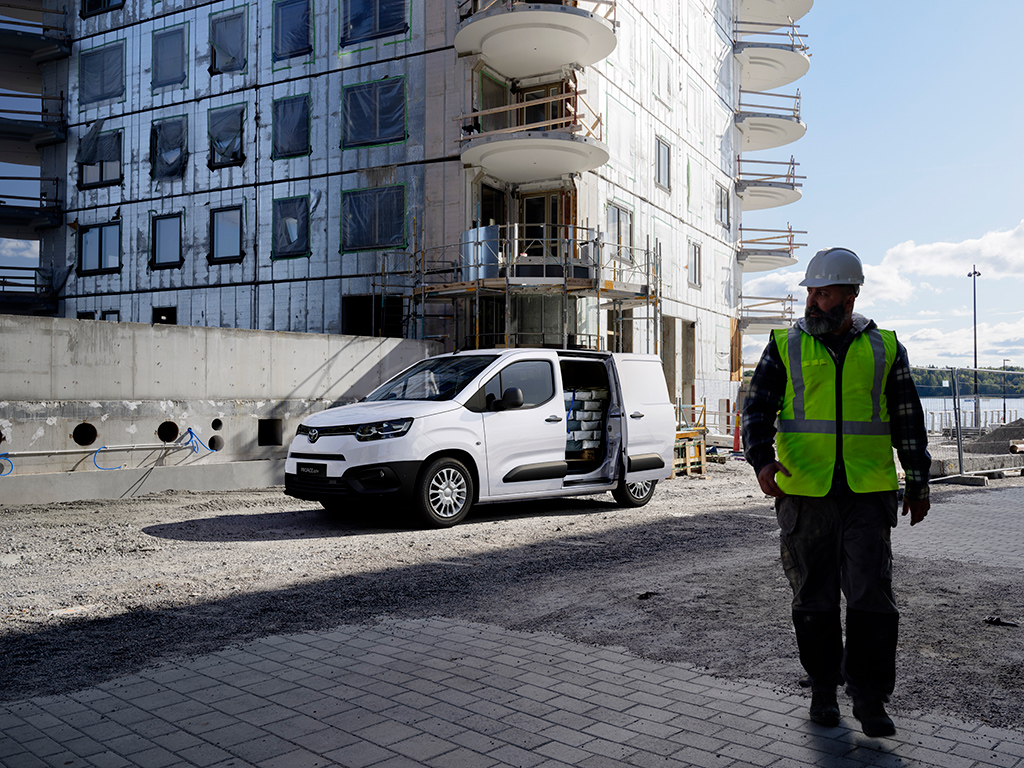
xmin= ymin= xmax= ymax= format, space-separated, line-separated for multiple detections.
xmin=284 ymin=348 xmax=676 ymax=527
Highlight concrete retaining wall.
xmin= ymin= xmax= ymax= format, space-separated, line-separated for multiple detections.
xmin=0 ymin=315 xmax=441 ymax=503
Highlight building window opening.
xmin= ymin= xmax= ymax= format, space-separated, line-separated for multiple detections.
xmin=77 ymin=124 xmax=122 ymax=188
xmin=210 ymin=9 xmax=246 ymax=74
xmin=341 ymin=0 xmax=407 ymax=46
xmin=81 ymin=0 xmax=124 ymax=17
xmin=607 ymin=203 xmax=633 ymax=263
xmin=273 ymin=0 xmax=312 ymax=61
xmin=153 ymin=307 xmax=177 ymax=325
xmin=688 ymin=240 xmax=702 ymax=287
xmin=273 ymin=95 xmax=311 ymax=158
xmin=656 ymin=137 xmax=671 ymax=190
xmin=341 ymin=185 xmax=405 ymax=252
xmin=715 ymin=183 xmax=731 ymax=228
xmin=102 ymin=310 xmax=120 ymax=322
xmin=152 ymin=25 xmax=187 ymax=89
xmin=151 ymin=214 xmax=183 ymax=270
xmin=209 ymin=105 xmax=245 ymax=168
xmin=210 ymin=206 xmax=244 ymax=263
xmin=272 ymin=196 xmax=310 ymax=258
xmin=150 ymin=116 xmax=188 ymax=179
xmin=342 ymin=78 xmax=406 ymax=148
xmin=78 ymin=222 xmax=120 ymax=275
xmin=80 ymin=41 xmax=125 ymax=104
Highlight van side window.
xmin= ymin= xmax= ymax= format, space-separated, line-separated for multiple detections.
xmin=483 ymin=360 xmax=554 ymax=408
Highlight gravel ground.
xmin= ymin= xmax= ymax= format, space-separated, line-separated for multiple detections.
xmin=2 ymin=449 xmax=1023 ymax=731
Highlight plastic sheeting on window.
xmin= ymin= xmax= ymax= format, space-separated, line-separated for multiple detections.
xmin=273 ymin=95 xmax=310 ymax=158
xmin=210 ymin=11 xmax=246 ymax=74
xmin=150 ymin=116 xmax=188 ymax=180
xmin=341 ymin=0 xmax=407 ymax=45
xmin=342 ymin=78 xmax=406 ymax=148
xmin=153 ymin=27 xmax=187 ymax=88
xmin=76 ymin=119 xmax=119 ymax=164
xmin=273 ymin=0 xmax=311 ymax=61
xmin=342 ymin=185 xmax=405 ymax=252
xmin=80 ymin=42 xmax=125 ymax=104
xmin=209 ymin=105 xmax=245 ymax=167
xmin=272 ymin=197 xmax=309 ymax=257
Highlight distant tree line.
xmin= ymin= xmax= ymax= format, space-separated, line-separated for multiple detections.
xmin=911 ymin=365 xmax=1024 ymax=398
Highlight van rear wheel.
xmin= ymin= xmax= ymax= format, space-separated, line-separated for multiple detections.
xmin=612 ymin=478 xmax=657 ymax=507
xmin=415 ymin=457 xmax=474 ymax=528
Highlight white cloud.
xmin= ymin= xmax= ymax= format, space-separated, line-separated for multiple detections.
xmin=0 ymin=239 xmax=39 ymax=261
xmin=882 ymin=220 xmax=1024 ymax=280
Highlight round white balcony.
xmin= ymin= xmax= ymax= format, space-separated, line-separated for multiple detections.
xmin=736 ymin=180 xmax=802 ymax=211
xmin=734 ymin=43 xmax=810 ymax=91
xmin=737 ymin=249 xmax=798 ymax=273
xmin=461 ymin=131 xmax=609 ymax=184
xmin=455 ymin=4 xmax=616 ymax=80
xmin=739 ymin=0 xmax=814 ymax=27
xmin=736 ymin=112 xmax=806 ymax=151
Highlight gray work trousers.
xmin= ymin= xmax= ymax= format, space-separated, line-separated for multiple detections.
xmin=777 ymin=492 xmax=900 ymax=702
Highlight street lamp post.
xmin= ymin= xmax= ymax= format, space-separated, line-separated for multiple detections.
xmin=969 ymin=266 xmax=981 ymax=429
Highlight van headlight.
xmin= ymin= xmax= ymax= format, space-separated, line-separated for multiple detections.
xmin=355 ymin=418 xmax=414 ymax=441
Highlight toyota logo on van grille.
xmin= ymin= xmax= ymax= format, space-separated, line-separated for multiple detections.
xmin=307 ymin=428 xmax=319 ymax=443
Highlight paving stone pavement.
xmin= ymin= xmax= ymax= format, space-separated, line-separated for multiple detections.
xmin=2 ymin=487 xmax=1023 ymax=768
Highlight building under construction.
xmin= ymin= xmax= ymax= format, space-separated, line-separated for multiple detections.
xmin=1 ymin=0 xmax=811 ymax=420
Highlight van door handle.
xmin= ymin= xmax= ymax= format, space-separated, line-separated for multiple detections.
xmin=545 ymin=415 xmax=562 ymax=423
xmin=629 ymin=411 xmax=645 ymax=419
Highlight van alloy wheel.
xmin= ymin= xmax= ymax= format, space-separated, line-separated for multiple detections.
xmin=612 ymin=477 xmax=657 ymax=507
xmin=416 ymin=457 xmax=474 ymax=527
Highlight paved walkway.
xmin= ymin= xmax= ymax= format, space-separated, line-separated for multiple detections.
xmin=3 ymin=488 xmax=1023 ymax=768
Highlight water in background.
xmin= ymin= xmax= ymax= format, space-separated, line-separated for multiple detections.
xmin=919 ymin=396 xmax=1024 ymax=432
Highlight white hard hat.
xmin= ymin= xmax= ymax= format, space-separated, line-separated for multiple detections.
xmin=799 ymin=247 xmax=865 ymax=287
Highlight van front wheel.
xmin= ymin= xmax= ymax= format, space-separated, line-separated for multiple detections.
xmin=416 ymin=458 xmax=474 ymax=527
xmin=612 ymin=478 xmax=657 ymax=507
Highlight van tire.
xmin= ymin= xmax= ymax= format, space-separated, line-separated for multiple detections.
xmin=415 ymin=457 xmax=474 ymax=527
xmin=612 ymin=478 xmax=657 ymax=507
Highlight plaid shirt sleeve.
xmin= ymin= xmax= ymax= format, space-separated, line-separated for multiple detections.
xmin=886 ymin=340 xmax=932 ymax=501
xmin=741 ymin=335 xmax=787 ymax=477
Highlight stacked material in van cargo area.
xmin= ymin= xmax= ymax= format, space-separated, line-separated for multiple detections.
xmin=564 ymin=388 xmax=610 ymax=457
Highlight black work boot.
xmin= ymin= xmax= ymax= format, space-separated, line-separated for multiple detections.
xmin=852 ymin=699 xmax=896 ymax=737
xmin=809 ymin=687 xmax=840 ymax=727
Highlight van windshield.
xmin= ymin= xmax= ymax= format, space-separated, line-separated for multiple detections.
xmin=365 ymin=355 xmax=499 ymax=402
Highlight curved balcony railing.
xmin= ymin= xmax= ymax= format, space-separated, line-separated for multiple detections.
xmin=455 ymin=0 xmax=617 ymax=79
xmin=737 ymin=224 xmax=805 ymax=272
xmin=736 ymin=156 xmax=803 ymax=210
xmin=734 ymin=19 xmax=810 ymax=91
xmin=736 ymin=89 xmax=805 ymax=151
xmin=458 ymin=88 xmax=608 ymax=183
xmin=739 ymin=293 xmax=795 ymax=334
xmin=0 ymin=1 xmax=68 ymax=37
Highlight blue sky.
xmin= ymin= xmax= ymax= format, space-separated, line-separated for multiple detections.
xmin=742 ymin=1 xmax=1024 ymax=370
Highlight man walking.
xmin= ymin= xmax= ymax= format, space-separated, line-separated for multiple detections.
xmin=742 ymin=247 xmax=931 ymax=737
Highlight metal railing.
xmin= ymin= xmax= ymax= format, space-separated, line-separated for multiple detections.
xmin=737 ymin=89 xmax=801 ymax=119
xmin=737 ymin=156 xmax=804 ymax=187
xmin=738 ymin=224 xmax=806 ymax=256
xmin=740 ymin=294 xmax=795 ymax=325
xmin=0 ymin=92 xmax=65 ymax=126
xmin=0 ymin=265 xmax=49 ymax=294
xmin=457 ymin=0 xmax=615 ymax=25
xmin=734 ymin=19 xmax=809 ymax=53
xmin=0 ymin=175 xmax=60 ymax=208
xmin=0 ymin=2 xmax=68 ymax=36
xmin=459 ymin=88 xmax=604 ymax=143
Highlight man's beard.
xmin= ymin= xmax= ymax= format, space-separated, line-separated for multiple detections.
xmin=804 ymin=302 xmax=847 ymax=335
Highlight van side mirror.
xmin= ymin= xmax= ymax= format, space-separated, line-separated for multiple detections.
xmin=493 ymin=387 xmax=524 ymax=411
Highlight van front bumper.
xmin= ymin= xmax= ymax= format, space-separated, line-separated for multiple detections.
xmin=284 ymin=461 xmax=422 ymax=502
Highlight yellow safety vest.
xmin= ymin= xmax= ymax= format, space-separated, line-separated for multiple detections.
xmin=772 ymin=327 xmax=899 ymax=496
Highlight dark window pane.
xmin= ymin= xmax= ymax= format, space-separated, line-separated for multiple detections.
xmin=272 ymin=197 xmax=309 ymax=257
xmin=81 ymin=0 xmax=123 ymax=17
xmin=341 ymin=0 xmax=407 ymax=45
xmin=150 ymin=117 xmax=188 ymax=179
xmin=341 ymin=185 xmax=405 ymax=251
xmin=208 ymin=105 xmax=245 ymax=167
xmin=79 ymin=223 xmax=120 ymax=273
xmin=342 ymin=78 xmax=406 ymax=148
xmin=152 ymin=215 xmax=181 ymax=266
xmin=210 ymin=10 xmax=246 ymax=73
xmin=80 ymin=42 xmax=125 ymax=104
xmin=273 ymin=0 xmax=311 ymax=61
xmin=153 ymin=27 xmax=186 ymax=88
xmin=211 ymin=206 xmax=243 ymax=262
xmin=273 ymin=95 xmax=310 ymax=158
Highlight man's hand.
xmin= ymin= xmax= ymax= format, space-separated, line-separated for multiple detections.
xmin=757 ymin=461 xmax=791 ymax=498
xmin=902 ymin=497 xmax=930 ymax=526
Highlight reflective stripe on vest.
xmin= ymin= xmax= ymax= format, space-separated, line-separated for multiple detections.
xmin=772 ymin=327 xmax=899 ymax=496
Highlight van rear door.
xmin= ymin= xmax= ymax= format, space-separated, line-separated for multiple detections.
xmin=613 ymin=354 xmax=675 ymax=483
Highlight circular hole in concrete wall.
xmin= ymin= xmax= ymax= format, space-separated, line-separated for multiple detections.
xmin=157 ymin=421 xmax=180 ymax=443
xmin=211 ymin=418 xmax=223 ymax=431
xmin=72 ymin=423 xmax=98 ymax=447
xmin=208 ymin=435 xmax=225 ymax=452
